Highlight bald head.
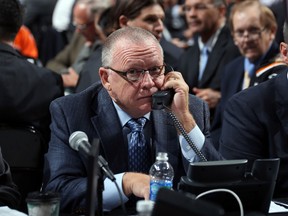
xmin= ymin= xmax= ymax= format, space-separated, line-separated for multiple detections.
xmin=102 ymin=27 xmax=163 ymax=67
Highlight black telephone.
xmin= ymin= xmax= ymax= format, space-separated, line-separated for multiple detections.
xmin=152 ymin=89 xmax=175 ymax=110
xmin=151 ymin=89 xmax=207 ymax=162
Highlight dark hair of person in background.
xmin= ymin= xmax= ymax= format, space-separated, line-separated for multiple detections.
xmin=0 ymin=0 xmax=23 ymax=41
xmin=109 ymin=0 xmax=165 ymax=31
xmin=96 ymin=5 xmax=114 ymax=37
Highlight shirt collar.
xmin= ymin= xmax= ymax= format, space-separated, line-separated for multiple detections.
xmin=244 ymin=58 xmax=256 ymax=76
xmin=198 ymin=23 xmax=224 ymax=53
xmin=112 ymin=101 xmax=150 ymax=127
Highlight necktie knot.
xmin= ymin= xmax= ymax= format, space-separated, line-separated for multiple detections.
xmin=127 ymin=118 xmax=146 ymax=132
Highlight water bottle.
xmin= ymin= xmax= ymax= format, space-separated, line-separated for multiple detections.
xmin=136 ymin=200 xmax=154 ymax=216
xmin=149 ymin=152 xmax=174 ymax=201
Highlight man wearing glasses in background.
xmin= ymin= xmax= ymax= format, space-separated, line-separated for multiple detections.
xmin=219 ymin=20 xmax=288 ymax=200
xmin=42 ymin=27 xmax=222 ymax=215
xmin=211 ymin=1 xmax=281 ymax=148
xmin=177 ymin=0 xmax=240 ymax=122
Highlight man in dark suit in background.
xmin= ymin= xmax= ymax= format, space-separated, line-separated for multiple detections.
xmin=0 ymin=0 xmax=63 ymax=143
xmin=43 ymin=27 xmax=222 ymax=214
xmin=177 ymin=0 xmax=240 ymax=118
xmin=211 ymin=1 xmax=281 ymax=147
xmin=0 ymin=0 xmax=63 ymax=211
xmin=219 ymin=20 xmax=288 ymax=199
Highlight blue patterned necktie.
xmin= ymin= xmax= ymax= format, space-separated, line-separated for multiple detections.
xmin=126 ymin=117 xmax=150 ymax=173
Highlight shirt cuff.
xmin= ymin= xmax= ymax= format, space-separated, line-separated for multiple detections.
xmin=179 ymin=125 xmax=205 ymax=162
xmin=103 ymin=173 xmax=129 ymax=211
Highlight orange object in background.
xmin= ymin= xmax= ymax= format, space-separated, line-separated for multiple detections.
xmin=14 ymin=25 xmax=39 ymax=59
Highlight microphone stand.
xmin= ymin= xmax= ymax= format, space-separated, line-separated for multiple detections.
xmin=87 ymin=138 xmax=103 ymax=216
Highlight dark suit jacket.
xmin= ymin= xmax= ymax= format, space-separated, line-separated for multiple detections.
xmin=75 ymin=45 xmax=102 ymax=93
xmin=211 ymin=41 xmax=280 ymax=148
xmin=177 ymin=25 xmax=240 ymax=91
xmin=43 ymin=82 xmax=222 ymax=213
xmin=219 ymin=70 xmax=288 ymax=198
xmin=0 ymin=42 xmax=63 ymax=141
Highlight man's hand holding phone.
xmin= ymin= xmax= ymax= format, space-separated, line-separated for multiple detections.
xmin=160 ymin=71 xmax=196 ymax=133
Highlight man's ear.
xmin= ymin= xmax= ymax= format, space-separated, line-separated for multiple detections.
xmin=119 ymin=15 xmax=128 ymax=28
xmin=99 ymin=67 xmax=111 ymax=91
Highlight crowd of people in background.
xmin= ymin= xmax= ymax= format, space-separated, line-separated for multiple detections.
xmin=0 ymin=0 xmax=288 ymax=215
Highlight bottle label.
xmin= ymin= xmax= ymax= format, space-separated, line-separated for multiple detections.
xmin=149 ymin=180 xmax=172 ymax=201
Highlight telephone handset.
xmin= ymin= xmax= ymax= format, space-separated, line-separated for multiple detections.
xmin=151 ymin=89 xmax=175 ymax=110
xmin=151 ymin=89 xmax=207 ymax=162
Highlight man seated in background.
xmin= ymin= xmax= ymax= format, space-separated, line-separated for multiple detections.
xmin=46 ymin=0 xmax=111 ymax=95
xmin=177 ymin=0 xmax=241 ymax=122
xmin=0 ymin=0 xmax=63 ymax=144
xmin=0 ymin=0 xmax=63 ymax=212
xmin=219 ymin=20 xmax=288 ymax=199
xmin=211 ymin=1 xmax=283 ymax=147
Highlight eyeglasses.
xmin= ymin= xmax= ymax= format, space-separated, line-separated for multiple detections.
xmin=72 ymin=21 xmax=93 ymax=31
xmin=233 ymin=27 xmax=266 ymax=41
xmin=183 ymin=3 xmax=215 ymax=12
xmin=106 ymin=64 xmax=168 ymax=82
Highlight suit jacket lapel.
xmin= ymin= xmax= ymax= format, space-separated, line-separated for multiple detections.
xmin=226 ymin=57 xmax=245 ymax=94
xmin=200 ymin=26 xmax=229 ymax=86
xmin=90 ymin=88 xmax=127 ymax=173
xmin=186 ymin=44 xmax=200 ymax=89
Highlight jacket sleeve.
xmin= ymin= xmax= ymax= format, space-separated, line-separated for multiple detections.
xmin=189 ymin=95 xmax=224 ymax=162
xmin=42 ymin=99 xmax=88 ymax=214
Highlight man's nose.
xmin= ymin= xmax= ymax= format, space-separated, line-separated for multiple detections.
xmin=155 ymin=19 xmax=164 ymax=32
xmin=141 ymin=71 xmax=155 ymax=86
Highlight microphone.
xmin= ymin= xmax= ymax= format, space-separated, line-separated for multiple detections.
xmin=69 ymin=131 xmax=102 ymax=216
xmin=69 ymin=131 xmax=127 ymax=216
xmin=69 ymin=131 xmax=92 ymax=156
xmin=69 ymin=131 xmax=116 ymax=181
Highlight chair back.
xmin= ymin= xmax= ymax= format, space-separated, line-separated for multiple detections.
xmin=0 ymin=124 xmax=47 ymax=213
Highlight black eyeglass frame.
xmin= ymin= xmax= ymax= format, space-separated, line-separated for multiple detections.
xmin=233 ymin=27 xmax=266 ymax=40
xmin=105 ymin=64 xmax=173 ymax=82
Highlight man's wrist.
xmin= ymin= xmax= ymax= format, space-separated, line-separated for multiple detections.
xmin=177 ymin=112 xmax=196 ymax=133
xmin=122 ymin=172 xmax=132 ymax=197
